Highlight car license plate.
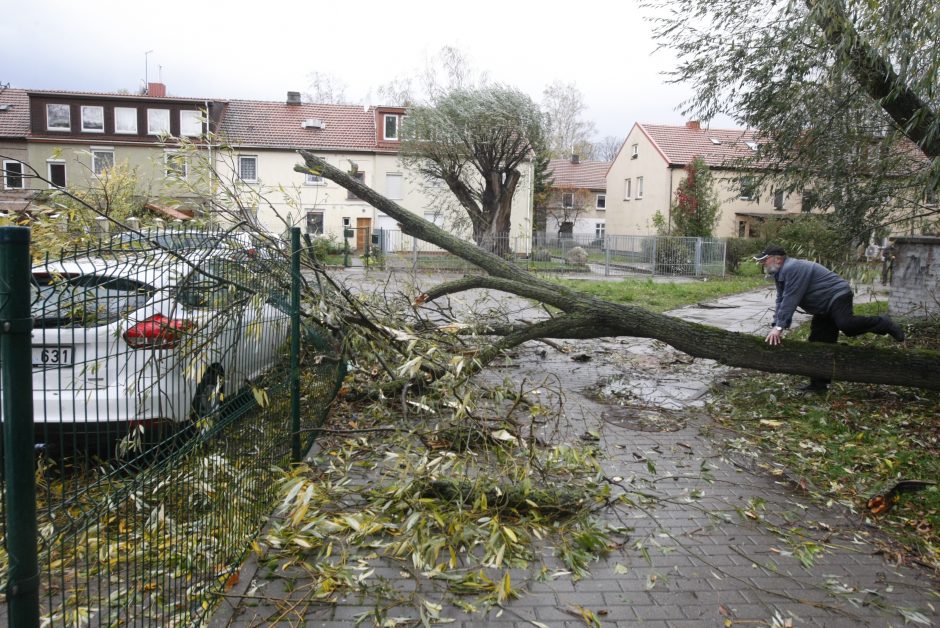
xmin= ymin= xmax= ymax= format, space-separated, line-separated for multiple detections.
xmin=32 ymin=346 xmax=74 ymax=367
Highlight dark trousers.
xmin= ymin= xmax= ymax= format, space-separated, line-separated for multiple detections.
xmin=808 ymin=293 xmax=886 ymax=387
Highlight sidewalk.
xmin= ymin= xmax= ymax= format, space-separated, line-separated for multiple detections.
xmin=211 ymin=286 xmax=938 ymax=627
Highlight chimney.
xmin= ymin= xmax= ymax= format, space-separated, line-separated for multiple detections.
xmin=570 ymin=154 xmax=580 ymax=164
xmin=147 ymin=82 xmax=167 ymax=97
xmin=287 ymin=91 xmax=302 ymax=105
xmin=686 ymin=120 xmax=701 ymax=130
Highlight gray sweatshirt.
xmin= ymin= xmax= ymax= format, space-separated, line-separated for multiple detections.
xmin=771 ymin=258 xmax=852 ymax=328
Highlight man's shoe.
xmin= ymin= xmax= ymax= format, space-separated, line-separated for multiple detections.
xmin=881 ymin=316 xmax=906 ymax=342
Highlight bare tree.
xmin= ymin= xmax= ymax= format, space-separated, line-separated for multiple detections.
xmin=594 ymin=135 xmax=624 ymax=162
xmin=304 ymin=72 xmax=350 ymax=105
xmin=542 ymin=81 xmax=598 ymax=159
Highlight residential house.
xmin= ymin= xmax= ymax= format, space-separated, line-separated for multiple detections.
xmin=216 ymin=92 xmax=534 ymax=249
xmin=13 ymin=83 xmax=221 ymax=215
xmin=0 ymin=87 xmax=31 ymax=212
xmin=543 ymin=155 xmax=609 ymax=241
xmin=605 ymin=121 xmax=803 ymax=238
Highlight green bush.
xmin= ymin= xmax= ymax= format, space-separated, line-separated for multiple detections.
xmin=726 ymin=238 xmax=763 ymax=275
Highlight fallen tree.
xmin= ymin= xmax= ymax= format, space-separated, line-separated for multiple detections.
xmin=295 ymin=152 xmax=940 ymax=391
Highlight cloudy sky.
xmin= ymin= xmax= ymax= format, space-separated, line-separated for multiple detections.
xmin=2 ymin=0 xmax=732 ymax=142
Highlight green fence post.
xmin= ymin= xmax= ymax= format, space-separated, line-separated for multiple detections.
xmin=0 ymin=226 xmax=40 ymax=628
xmin=290 ymin=227 xmax=302 ymax=463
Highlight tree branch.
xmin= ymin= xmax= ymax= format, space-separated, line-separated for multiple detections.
xmin=806 ymin=0 xmax=940 ymax=158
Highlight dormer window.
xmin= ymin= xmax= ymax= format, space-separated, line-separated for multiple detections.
xmin=384 ymin=114 xmax=399 ymax=141
xmin=709 ymin=137 xmax=722 ymax=145
xmin=745 ymin=140 xmax=759 ymax=151
xmin=81 ymin=106 xmax=104 ymax=133
xmin=46 ymin=104 xmax=71 ymax=131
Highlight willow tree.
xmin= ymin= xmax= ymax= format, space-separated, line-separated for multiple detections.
xmin=399 ymin=85 xmax=546 ymax=250
xmin=646 ymin=0 xmax=940 ymax=240
xmin=296 ymin=153 xmax=940 ymax=391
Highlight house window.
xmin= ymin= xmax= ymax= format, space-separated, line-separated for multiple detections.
xmin=81 ymin=106 xmax=104 ymax=133
xmin=383 ymin=114 xmax=399 ymax=140
xmin=631 ymin=144 xmax=638 ymax=159
xmin=773 ymin=189 xmax=785 ymax=210
xmin=92 ymin=149 xmax=114 ymax=176
xmin=238 ymin=155 xmax=258 ymax=182
xmin=624 ymin=178 xmax=631 ymax=200
xmin=347 ymin=171 xmax=365 ymax=199
xmin=304 ymin=171 xmax=324 ymax=185
xmin=147 ymin=108 xmax=171 ymax=135
xmin=114 ymin=107 xmax=138 ymax=134
xmin=636 ymin=176 xmax=644 ymax=199
xmin=180 ymin=110 xmax=203 ymax=137
xmin=3 ymin=160 xmax=24 ymax=190
xmin=595 ymin=222 xmax=605 ymax=239
xmin=47 ymin=161 xmax=66 ymax=188
xmin=740 ymin=176 xmax=757 ymax=200
xmin=596 ymin=194 xmax=606 ymax=210
xmin=562 ymin=192 xmax=574 ymax=208
xmin=46 ymin=103 xmax=71 ymax=131
xmin=386 ymin=172 xmax=403 ymax=199
xmin=165 ymin=151 xmax=188 ymax=178
xmin=306 ymin=211 xmax=324 ymax=235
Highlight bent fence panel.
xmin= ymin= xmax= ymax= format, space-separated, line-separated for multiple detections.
xmin=0 ymin=227 xmax=345 ymax=626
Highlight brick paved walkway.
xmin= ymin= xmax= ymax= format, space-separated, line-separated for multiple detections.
xmin=211 ymin=281 xmax=939 ymax=627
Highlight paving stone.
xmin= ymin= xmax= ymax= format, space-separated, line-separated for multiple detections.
xmin=208 ymin=282 xmax=938 ymax=628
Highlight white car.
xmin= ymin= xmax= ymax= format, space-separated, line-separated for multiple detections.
xmin=29 ymin=249 xmax=290 ymax=454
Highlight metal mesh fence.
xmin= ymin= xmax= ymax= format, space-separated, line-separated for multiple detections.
xmin=0 ymin=227 xmax=345 ymax=625
xmin=365 ymin=229 xmax=726 ymax=277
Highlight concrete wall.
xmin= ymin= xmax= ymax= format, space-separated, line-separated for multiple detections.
xmin=889 ymin=236 xmax=940 ymax=318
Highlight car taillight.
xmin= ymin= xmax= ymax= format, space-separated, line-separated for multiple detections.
xmin=123 ymin=314 xmax=194 ymax=350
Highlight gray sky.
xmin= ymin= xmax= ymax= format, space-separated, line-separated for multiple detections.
xmin=2 ymin=0 xmax=731 ymax=142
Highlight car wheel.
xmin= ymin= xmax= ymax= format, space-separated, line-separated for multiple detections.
xmin=191 ymin=364 xmax=225 ymax=420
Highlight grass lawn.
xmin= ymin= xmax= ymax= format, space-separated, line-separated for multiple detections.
xmin=552 ymin=275 xmax=768 ymax=312
xmin=711 ymin=304 xmax=940 ymax=570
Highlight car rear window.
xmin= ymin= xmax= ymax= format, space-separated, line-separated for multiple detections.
xmin=31 ymin=273 xmax=155 ymax=328
xmin=175 ymin=261 xmax=250 ymax=309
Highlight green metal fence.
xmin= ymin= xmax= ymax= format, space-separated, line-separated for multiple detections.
xmin=0 ymin=226 xmax=345 ymax=625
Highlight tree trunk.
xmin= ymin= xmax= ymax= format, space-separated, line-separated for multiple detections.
xmin=806 ymin=0 xmax=940 ymax=159
xmin=295 ymin=152 xmax=940 ymax=391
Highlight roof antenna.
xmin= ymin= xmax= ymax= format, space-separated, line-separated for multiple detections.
xmin=144 ymin=50 xmax=154 ymax=94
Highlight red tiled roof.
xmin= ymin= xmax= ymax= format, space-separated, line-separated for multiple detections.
xmin=0 ymin=88 xmax=30 ymax=138
xmin=547 ymin=158 xmax=610 ymax=189
xmin=639 ymin=123 xmax=761 ymax=168
xmin=218 ymin=100 xmax=382 ymax=152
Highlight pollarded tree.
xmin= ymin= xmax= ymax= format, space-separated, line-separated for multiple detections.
xmin=646 ymin=0 xmax=940 ymax=240
xmin=400 ymin=85 xmax=547 ymax=250
xmin=669 ymin=157 xmax=721 ymax=237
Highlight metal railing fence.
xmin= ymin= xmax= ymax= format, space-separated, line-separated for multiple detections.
xmin=363 ymin=229 xmax=727 ymax=277
xmin=0 ymin=226 xmax=345 ymax=626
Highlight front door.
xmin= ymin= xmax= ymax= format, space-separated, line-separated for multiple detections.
xmin=356 ymin=218 xmax=371 ymax=252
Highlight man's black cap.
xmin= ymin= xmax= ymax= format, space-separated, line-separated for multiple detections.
xmin=753 ymin=244 xmax=787 ymax=261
